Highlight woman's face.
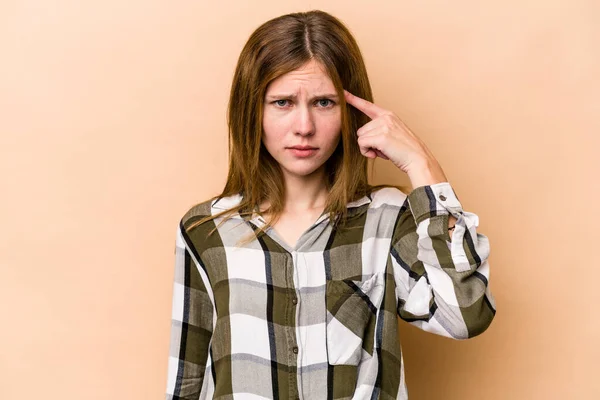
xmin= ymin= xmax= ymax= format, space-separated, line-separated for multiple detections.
xmin=262 ymin=59 xmax=342 ymax=180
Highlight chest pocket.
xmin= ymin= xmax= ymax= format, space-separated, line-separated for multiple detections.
xmin=325 ymin=271 xmax=385 ymax=366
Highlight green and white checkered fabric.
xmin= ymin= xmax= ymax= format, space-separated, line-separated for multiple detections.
xmin=165 ymin=182 xmax=496 ymax=399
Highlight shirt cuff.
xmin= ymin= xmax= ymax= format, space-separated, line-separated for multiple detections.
xmin=406 ymin=182 xmax=464 ymax=225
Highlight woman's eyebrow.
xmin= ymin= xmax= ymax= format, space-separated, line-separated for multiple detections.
xmin=265 ymin=93 xmax=339 ymax=101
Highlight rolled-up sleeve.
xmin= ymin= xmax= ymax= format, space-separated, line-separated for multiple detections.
xmin=390 ymin=182 xmax=496 ymax=339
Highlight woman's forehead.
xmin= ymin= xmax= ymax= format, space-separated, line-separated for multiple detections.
xmin=266 ymin=72 xmax=335 ymax=96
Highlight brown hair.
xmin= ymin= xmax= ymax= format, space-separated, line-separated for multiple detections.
xmin=186 ymin=9 xmax=410 ymax=246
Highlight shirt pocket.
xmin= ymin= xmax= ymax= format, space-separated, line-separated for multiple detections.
xmin=325 ymin=271 xmax=385 ymax=366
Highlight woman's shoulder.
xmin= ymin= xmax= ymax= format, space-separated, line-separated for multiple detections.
xmin=179 ymin=195 xmax=219 ymax=227
xmin=368 ymin=186 xmax=409 ymax=208
xmin=180 ymin=192 xmax=244 ymax=227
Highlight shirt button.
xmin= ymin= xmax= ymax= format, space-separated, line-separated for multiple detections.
xmin=292 ymin=297 xmax=298 ymax=305
xmin=439 ymin=194 xmax=447 ymax=201
xmin=292 ymin=346 xmax=298 ymax=354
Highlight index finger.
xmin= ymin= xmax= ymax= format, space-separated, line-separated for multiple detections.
xmin=343 ymin=89 xmax=388 ymax=120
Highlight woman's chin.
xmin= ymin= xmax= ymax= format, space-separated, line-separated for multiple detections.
xmin=281 ymin=163 xmax=324 ymax=177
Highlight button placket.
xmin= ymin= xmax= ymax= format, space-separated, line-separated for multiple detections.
xmin=291 ymin=252 xmax=299 ymax=306
xmin=290 ymin=252 xmax=299 ymax=357
xmin=290 ymin=250 xmax=304 ymax=400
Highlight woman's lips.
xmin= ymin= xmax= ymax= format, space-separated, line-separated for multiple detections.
xmin=287 ymin=148 xmax=318 ymax=157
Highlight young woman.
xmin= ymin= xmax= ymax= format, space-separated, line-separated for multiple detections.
xmin=165 ymin=10 xmax=495 ymax=400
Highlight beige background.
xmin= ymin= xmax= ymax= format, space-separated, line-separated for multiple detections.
xmin=1 ymin=0 xmax=598 ymax=398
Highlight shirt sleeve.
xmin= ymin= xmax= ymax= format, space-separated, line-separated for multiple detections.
xmin=390 ymin=182 xmax=496 ymax=339
xmin=165 ymin=221 xmax=214 ymax=399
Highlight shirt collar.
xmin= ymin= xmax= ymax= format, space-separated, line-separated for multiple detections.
xmin=212 ymin=192 xmax=372 ymax=212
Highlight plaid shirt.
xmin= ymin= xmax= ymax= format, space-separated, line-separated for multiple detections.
xmin=165 ymin=182 xmax=496 ymax=399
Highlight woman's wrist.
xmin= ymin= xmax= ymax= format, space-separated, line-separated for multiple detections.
xmin=406 ymin=156 xmax=448 ymax=189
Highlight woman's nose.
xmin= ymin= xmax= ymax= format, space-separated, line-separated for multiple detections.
xmin=293 ymin=105 xmax=315 ymax=136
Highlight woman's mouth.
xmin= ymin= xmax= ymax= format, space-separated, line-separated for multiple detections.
xmin=287 ymin=147 xmax=318 ymax=158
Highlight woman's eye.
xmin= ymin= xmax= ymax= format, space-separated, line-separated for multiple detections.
xmin=318 ymin=99 xmax=334 ymax=107
xmin=272 ymin=99 xmax=335 ymax=108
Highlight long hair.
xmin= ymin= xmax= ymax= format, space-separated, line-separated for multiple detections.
xmin=186 ymin=10 xmax=409 ymax=246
